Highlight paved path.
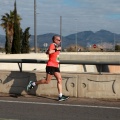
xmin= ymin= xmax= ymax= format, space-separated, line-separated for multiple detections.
xmin=0 ymin=94 xmax=120 ymax=120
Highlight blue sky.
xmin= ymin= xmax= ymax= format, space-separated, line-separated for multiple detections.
xmin=0 ymin=0 xmax=120 ymax=36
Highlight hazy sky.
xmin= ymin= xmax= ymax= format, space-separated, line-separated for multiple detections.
xmin=0 ymin=0 xmax=120 ymax=36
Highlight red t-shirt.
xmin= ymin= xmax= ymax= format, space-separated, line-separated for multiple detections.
xmin=46 ymin=43 xmax=60 ymax=67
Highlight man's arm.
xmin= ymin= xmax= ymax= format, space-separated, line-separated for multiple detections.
xmin=46 ymin=44 xmax=61 ymax=54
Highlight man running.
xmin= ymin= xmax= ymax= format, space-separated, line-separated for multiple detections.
xmin=27 ymin=35 xmax=69 ymax=101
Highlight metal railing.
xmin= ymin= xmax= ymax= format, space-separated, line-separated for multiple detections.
xmin=0 ymin=59 xmax=119 ymax=74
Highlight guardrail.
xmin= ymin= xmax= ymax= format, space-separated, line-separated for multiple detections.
xmin=0 ymin=59 xmax=47 ymax=72
xmin=0 ymin=59 xmax=119 ymax=74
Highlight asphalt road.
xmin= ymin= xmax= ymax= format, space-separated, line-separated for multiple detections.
xmin=0 ymin=94 xmax=120 ymax=120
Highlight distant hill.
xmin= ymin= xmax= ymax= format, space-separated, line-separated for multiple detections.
xmin=65 ymin=30 xmax=120 ymax=47
xmin=29 ymin=33 xmax=69 ymax=48
xmin=0 ymin=30 xmax=120 ymax=48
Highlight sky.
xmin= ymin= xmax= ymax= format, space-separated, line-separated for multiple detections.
xmin=0 ymin=0 xmax=120 ymax=36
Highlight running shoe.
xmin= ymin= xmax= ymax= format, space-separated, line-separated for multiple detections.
xmin=58 ymin=95 xmax=69 ymax=101
xmin=27 ymin=81 xmax=34 ymax=91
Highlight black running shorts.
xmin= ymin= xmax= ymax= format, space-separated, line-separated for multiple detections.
xmin=46 ymin=66 xmax=60 ymax=75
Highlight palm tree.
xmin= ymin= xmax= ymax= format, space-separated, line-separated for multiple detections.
xmin=0 ymin=10 xmax=21 ymax=53
xmin=1 ymin=11 xmax=13 ymax=53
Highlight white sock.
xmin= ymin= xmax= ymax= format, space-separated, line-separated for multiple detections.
xmin=32 ymin=82 xmax=36 ymax=86
xmin=59 ymin=93 xmax=62 ymax=97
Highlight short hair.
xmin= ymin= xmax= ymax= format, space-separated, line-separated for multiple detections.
xmin=52 ymin=35 xmax=60 ymax=42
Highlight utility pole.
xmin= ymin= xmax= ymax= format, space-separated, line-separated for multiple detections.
xmin=60 ymin=16 xmax=62 ymax=51
xmin=75 ymin=19 xmax=78 ymax=52
xmin=114 ymin=33 xmax=116 ymax=52
xmin=34 ymin=0 xmax=37 ymax=53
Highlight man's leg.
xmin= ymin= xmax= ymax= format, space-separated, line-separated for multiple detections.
xmin=35 ymin=73 xmax=52 ymax=85
xmin=27 ymin=73 xmax=52 ymax=91
xmin=54 ymin=72 xmax=69 ymax=101
xmin=54 ymin=72 xmax=62 ymax=94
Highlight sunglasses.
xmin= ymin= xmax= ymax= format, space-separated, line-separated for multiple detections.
xmin=56 ymin=39 xmax=61 ymax=41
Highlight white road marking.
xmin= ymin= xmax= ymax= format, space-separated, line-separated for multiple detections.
xmin=0 ymin=118 xmax=18 ymax=120
xmin=0 ymin=99 xmax=120 ymax=110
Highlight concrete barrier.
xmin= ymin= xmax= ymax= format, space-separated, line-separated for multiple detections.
xmin=0 ymin=71 xmax=120 ymax=99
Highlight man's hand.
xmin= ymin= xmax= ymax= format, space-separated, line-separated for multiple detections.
xmin=56 ymin=46 xmax=61 ymax=51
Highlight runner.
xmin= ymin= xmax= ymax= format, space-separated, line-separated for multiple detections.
xmin=27 ymin=35 xmax=69 ymax=101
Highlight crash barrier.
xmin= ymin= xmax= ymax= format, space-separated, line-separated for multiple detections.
xmin=0 ymin=71 xmax=120 ymax=99
xmin=0 ymin=52 xmax=120 ymax=73
xmin=0 ymin=53 xmax=120 ymax=99
xmin=0 ymin=58 xmax=119 ymax=74
xmin=0 ymin=59 xmax=47 ymax=72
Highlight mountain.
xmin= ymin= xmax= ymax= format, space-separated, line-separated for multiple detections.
xmin=65 ymin=31 xmax=95 ymax=47
xmin=0 ymin=30 xmax=120 ymax=48
xmin=29 ymin=33 xmax=69 ymax=48
xmin=65 ymin=30 xmax=120 ymax=47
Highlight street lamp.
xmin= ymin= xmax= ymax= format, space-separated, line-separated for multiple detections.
xmin=114 ymin=33 xmax=116 ymax=52
xmin=75 ymin=19 xmax=78 ymax=52
xmin=34 ymin=0 xmax=37 ymax=53
xmin=60 ymin=16 xmax=62 ymax=51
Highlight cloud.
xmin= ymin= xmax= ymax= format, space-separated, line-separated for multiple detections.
xmin=0 ymin=0 xmax=120 ymax=36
